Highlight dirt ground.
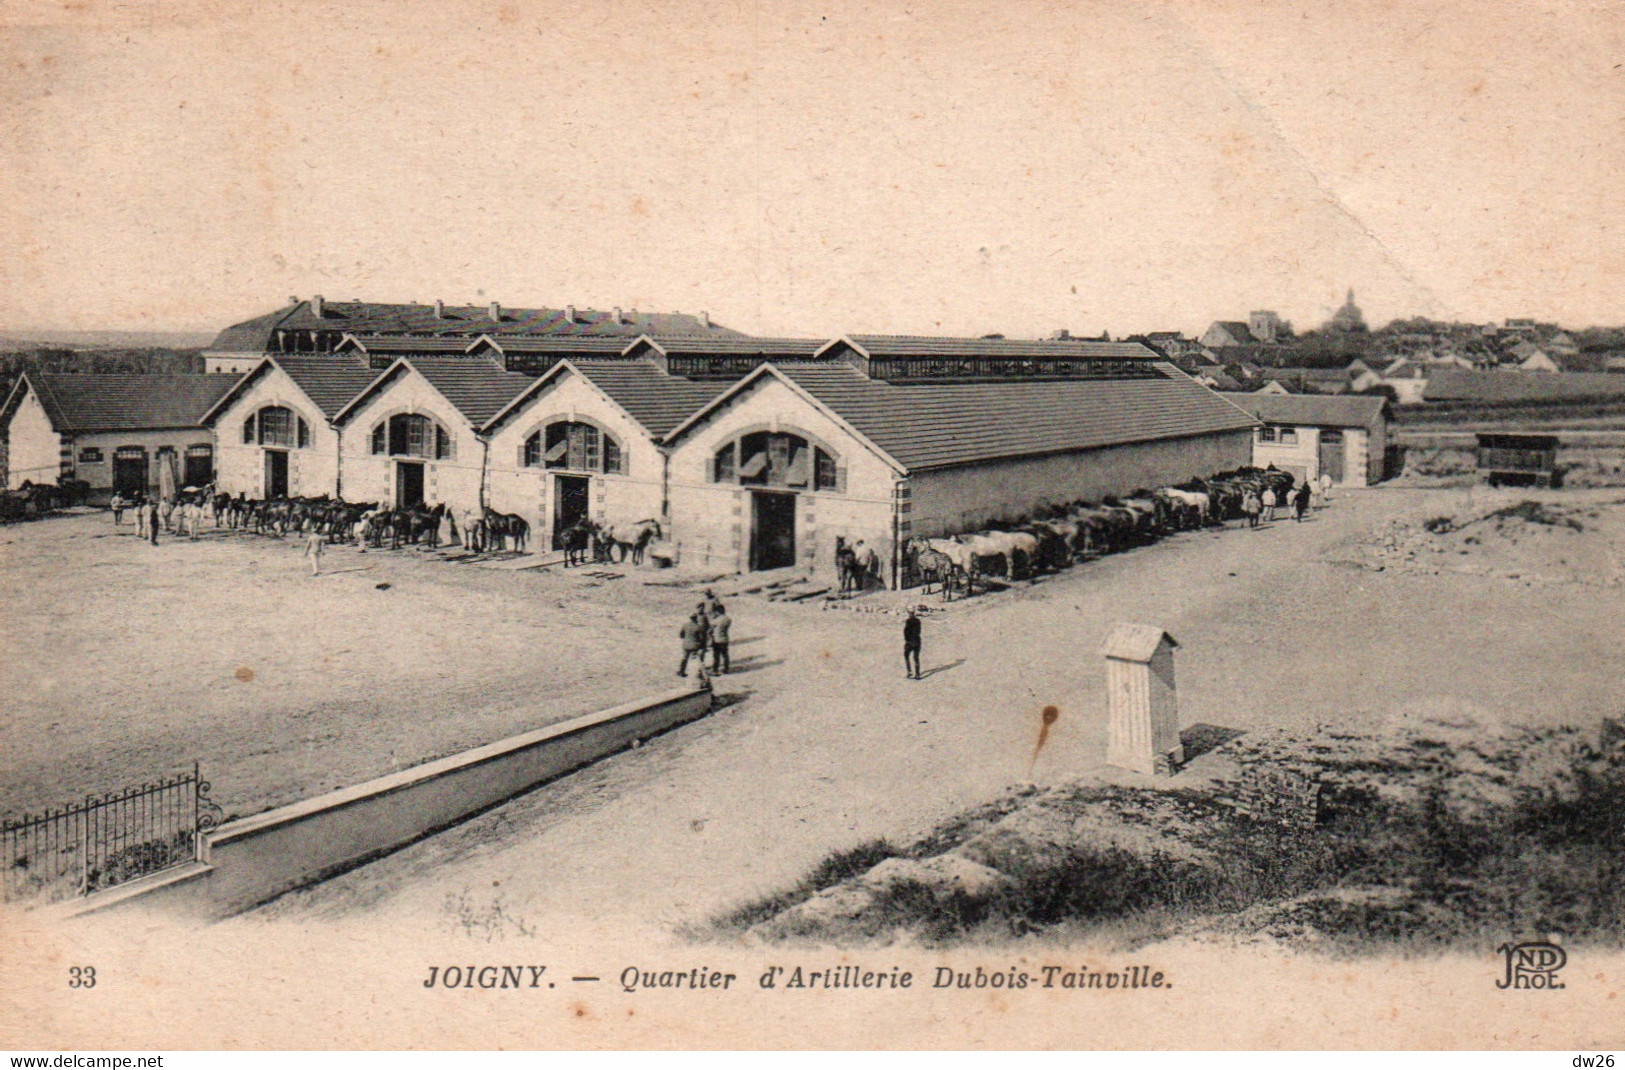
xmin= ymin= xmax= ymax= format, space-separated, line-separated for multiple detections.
xmin=7 ymin=487 xmax=1623 ymax=942
xmin=203 ymin=486 xmax=1625 ymax=940
xmin=0 ymin=514 xmax=715 ymax=818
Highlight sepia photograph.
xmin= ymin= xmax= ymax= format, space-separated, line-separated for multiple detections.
xmin=1 ymin=0 xmax=1622 ymax=1052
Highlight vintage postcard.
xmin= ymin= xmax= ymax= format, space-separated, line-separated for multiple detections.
xmin=1 ymin=0 xmax=1622 ymax=1051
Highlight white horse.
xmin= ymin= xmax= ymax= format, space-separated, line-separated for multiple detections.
xmin=958 ymin=530 xmax=1038 ymax=579
xmin=1163 ymin=487 xmax=1211 ymax=527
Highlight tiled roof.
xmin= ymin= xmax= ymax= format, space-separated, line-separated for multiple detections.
xmin=1206 ymin=322 xmax=1256 ymax=344
xmin=12 ymin=374 xmax=239 ymax=432
xmin=274 ymin=356 xmax=383 ymax=418
xmin=200 ymin=356 xmax=380 ymax=424
xmin=402 ymin=357 xmax=538 ymax=426
xmin=472 ymin=335 xmax=634 ymax=356
xmin=633 ymin=336 xmax=829 ymax=358
xmin=210 ymin=300 xmax=744 ymax=352
xmin=1232 ymin=393 xmax=1388 ymax=429
xmin=337 ymin=336 xmax=472 ymax=354
xmin=1424 ymin=368 xmax=1625 ymax=404
xmin=1261 ymin=366 xmax=1352 ymax=383
xmin=704 ymin=362 xmax=1260 ymax=472
xmin=566 ymin=360 xmax=735 ymax=437
xmin=835 ymin=335 xmax=1156 ymax=360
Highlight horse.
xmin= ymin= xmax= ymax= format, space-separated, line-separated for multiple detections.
xmin=482 ymin=508 xmax=530 ymax=553
xmin=978 ymin=529 xmax=1041 ymax=579
xmin=926 ymin=537 xmax=979 ymax=598
xmin=598 ymin=519 xmax=662 ymax=565
xmin=560 ymin=519 xmax=593 ymax=567
xmin=906 ymin=538 xmax=957 ymax=600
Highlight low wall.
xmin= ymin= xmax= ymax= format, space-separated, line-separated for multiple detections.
xmin=62 ymin=686 xmax=713 ymax=922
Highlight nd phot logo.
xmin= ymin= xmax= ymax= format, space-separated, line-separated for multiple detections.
xmin=1496 ymin=940 xmax=1567 ymax=989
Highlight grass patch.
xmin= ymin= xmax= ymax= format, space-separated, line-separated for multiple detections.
xmin=701 ymin=837 xmax=900 ymax=935
xmin=718 ymin=736 xmax=1625 ymax=952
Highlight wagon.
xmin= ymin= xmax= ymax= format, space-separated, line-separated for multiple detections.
xmin=1475 ymin=432 xmax=1560 ymax=488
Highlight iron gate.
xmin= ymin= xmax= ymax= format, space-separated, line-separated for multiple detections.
xmin=1 ymin=763 xmax=223 ymax=903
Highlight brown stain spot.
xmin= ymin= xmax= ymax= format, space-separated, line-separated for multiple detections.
xmin=1041 ymin=705 xmax=1059 ymax=726
xmin=630 ymin=196 xmax=649 ymax=217
xmin=234 ymin=666 xmax=254 ymax=682
xmin=573 ymin=1002 xmax=591 ymax=1019
xmin=497 ymin=3 xmax=519 ymax=23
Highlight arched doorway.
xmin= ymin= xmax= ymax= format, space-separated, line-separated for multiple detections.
xmin=521 ymin=420 xmax=625 ymax=549
xmin=710 ymin=430 xmax=841 ymax=572
xmin=112 ymin=446 xmax=148 ymax=498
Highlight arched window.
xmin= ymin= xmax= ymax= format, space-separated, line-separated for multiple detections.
xmin=523 ymin=421 xmax=623 ymax=474
xmin=248 ymin=406 xmax=310 ymax=448
xmin=371 ymin=413 xmax=454 ymax=460
xmin=712 ymin=431 xmax=840 ymax=491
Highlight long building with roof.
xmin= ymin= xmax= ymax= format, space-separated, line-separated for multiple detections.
xmin=3 ymin=373 xmax=238 ymax=496
xmin=191 ymin=316 xmax=1261 ymax=586
xmin=662 ymin=339 xmax=1258 ymax=578
xmin=203 ymin=296 xmax=744 ymax=374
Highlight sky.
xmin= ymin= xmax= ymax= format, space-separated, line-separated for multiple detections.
xmin=1 ymin=0 xmax=1622 ymax=340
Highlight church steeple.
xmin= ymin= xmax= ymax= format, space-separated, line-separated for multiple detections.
xmin=1330 ymin=288 xmax=1367 ymax=332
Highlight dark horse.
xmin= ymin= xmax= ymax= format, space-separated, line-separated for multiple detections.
xmin=560 ymin=519 xmax=594 ymax=567
xmin=482 ymin=508 xmax=530 ymax=553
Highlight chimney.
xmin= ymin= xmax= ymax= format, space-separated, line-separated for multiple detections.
xmin=434 ymin=299 xmax=444 ymax=319
xmin=312 ymin=294 xmax=325 ymax=318
xmin=1051 ymin=328 xmax=1070 ymax=341
xmin=488 ymin=301 xmax=501 ymax=321
xmin=565 ymin=305 xmax=576 ymax=324
xmin=698 ymin=310 xmax=710 ymax=329
xmin=612 ymin=306 xmax=623 ymax=324
xmin=289 ymin=295 xmax=299 ymax=306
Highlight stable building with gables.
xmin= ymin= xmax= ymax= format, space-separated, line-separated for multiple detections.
xmin=480 ymin=338 xmax=824 ymax=551
xmin=201 ymin=355 xmax=382 ymax=500
xmin=187 ymin=307 xmax=1264 ymax=588
xmin=661 ymin=336 xmax=1258 ymax=585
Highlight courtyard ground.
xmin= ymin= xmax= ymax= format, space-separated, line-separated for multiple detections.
xmin=5 ymin=487 xmax=1621 ymax=942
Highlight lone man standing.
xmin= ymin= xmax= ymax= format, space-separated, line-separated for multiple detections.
xmin=903 ymin=608 xmax=922 ymax=680
xmin=146 ymin=498 xmax=161 ymax=545
xmin=304 ymin=527 xmax=326 ymax=576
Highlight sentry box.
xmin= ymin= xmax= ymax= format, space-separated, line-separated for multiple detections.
xmin=1101 ymin=623 xmax=1184 ymax=777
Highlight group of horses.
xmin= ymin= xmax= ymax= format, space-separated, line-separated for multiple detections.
xmin=556 ymin=518 xmax=664 ymax=568
xmin=188 ymin=486 xmax=534 ymax=553
xmin=903 ymin=465 xmax=1298 ymax=600
xmin=0 ymin=478 xmax=89 ymax=524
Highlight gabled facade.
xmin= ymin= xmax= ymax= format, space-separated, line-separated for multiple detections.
xmin=481 ymin=360 xmax=685 ymax=550
xmin=1200 ymin=321 xmax=1257 ymax=348
xmin=2 ymin=373 xmax=236 ymax=497
xmin=663 ymin=366 xmax=899 ymax=578
xmin=200 ymin=356 xmax=381 ymax=500
xmin=332 ymin=358 xmax=532 ymax=515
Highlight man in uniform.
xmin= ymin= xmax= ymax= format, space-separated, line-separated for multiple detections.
xmin=678 ymin=611 xmax=709 ymax=677
xmin=903 ymin=608 xmax=922 ymax=680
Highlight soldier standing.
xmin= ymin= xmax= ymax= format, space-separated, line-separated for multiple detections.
xmin=903 ymin=609 xmax=922 ymax=680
